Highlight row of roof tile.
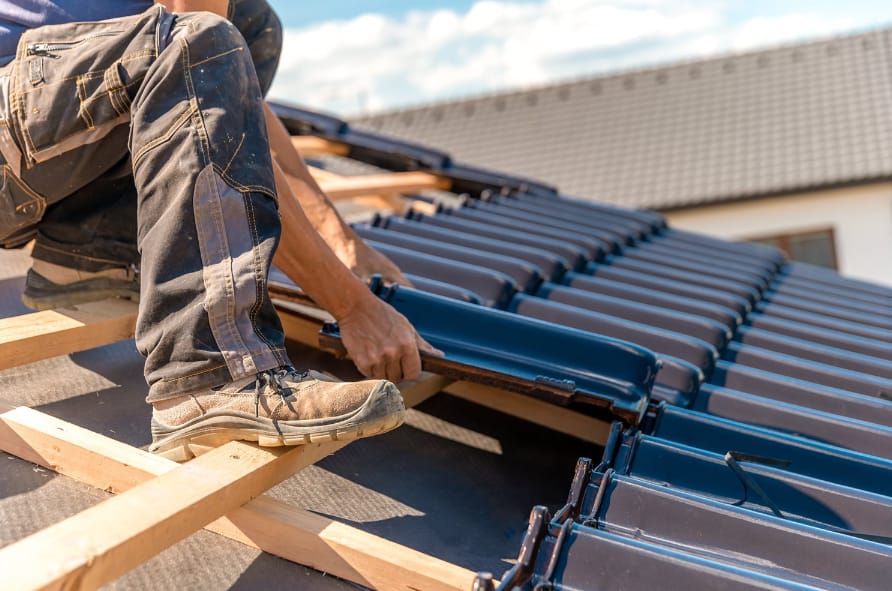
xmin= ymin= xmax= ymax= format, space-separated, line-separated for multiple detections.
xmin=272 ymin=101 xmax=892 ymax=590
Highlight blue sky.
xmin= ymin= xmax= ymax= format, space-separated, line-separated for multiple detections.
xmin=265 ymin=1 xmax=892 ymax=116
xmin=270 ymin=1 xmax=535 ymax=27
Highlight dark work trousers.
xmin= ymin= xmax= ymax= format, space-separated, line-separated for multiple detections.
xmin=29 ymin=0 xmax=284 ymax=272
xmin=0 ymin=5 xmax=290 ymax=401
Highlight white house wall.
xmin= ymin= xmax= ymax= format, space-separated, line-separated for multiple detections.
xmin=663 ymin=183 xmax=892 ymax=287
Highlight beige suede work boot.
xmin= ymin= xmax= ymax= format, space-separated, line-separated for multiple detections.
xmin=149 ymin=367 xmax=405 ymax=462
xmin=22 ymin=259 xmax=140 ymax=311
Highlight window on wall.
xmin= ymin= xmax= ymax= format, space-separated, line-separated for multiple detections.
xmin=751 ymin=228 xmax=838 ymax=269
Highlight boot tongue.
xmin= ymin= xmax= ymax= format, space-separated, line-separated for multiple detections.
xmin=211 ymin=372 xmax=264 ymax=393
xmin=305 ymin=369 xmax=341 ymax=383
xmin=216 ymin=367 xmax=335 ymax=395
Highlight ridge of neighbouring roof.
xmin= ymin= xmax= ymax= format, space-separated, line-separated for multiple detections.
xmin=352 ymin=26 xmax=892 ymax=210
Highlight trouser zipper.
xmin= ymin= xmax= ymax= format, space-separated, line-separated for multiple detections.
xmin=26 ymin=32 xmax=121 ymax=59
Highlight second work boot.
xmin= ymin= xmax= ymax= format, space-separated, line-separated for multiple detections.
xmin=22 ymin=259 xmax=140 ymax=311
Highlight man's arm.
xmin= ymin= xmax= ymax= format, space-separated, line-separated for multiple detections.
xmin=271 ymin=160 xmax=440 ymax=382
xmin=262 ymin=103 xmax=410 ymax=285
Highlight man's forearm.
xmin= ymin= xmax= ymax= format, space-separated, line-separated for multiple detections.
xmin=271 ymin=158 xmax=431 ymax=383
xmin=263 ymin=103 xmax=357 ymax=256
xmin=270 ymin=160 xmax=373 ymax=320
xmin=263 ymin=103 xmax=410 ymax=285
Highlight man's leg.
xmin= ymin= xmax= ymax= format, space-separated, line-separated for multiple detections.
xmin=136 ymin=13 xmax=402 ymax=460
xmin=22 ymin=0 xmax=284 ymax=310
xmin=5 ymin=7 xmax=403 ymax=461
xmin=22 ymin=156 xmax=140 ymax=309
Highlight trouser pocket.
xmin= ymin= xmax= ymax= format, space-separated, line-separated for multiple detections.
xmin=10 ymin=8 xmax=159 ymax=166
xmin=0 ymin=164 xmax=45 ymax=247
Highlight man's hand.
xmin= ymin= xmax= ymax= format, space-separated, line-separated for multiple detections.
xmin=272 ymin=156 xmax=440 ymax=384
xmin=337 ymin=295 xmax=442 ymax=383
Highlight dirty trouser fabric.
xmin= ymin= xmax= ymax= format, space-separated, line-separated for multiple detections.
xmin=0 ymin=6 xmax=290 ymax=401
xmin=29 ymin=0 xmax=284 ymax=272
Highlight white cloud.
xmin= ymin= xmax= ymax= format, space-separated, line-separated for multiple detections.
xmin=730 ymin=14 xmax=858 ymax=51
xmin=267 ymin=0 xmax=875 ymax=116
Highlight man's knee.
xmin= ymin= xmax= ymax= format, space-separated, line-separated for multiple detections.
xmin=175 ymin=11 xmax=253 ymax=71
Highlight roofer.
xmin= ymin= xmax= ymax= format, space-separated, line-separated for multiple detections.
xmin=0 ymin=0 xmax=438 ymax=461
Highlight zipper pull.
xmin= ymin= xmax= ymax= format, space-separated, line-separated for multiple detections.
xmin=26 ymin=43 xmax=60 ymax=58
xmin=27 ymin=43 xmax=49 ymax=56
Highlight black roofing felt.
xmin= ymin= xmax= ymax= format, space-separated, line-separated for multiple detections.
xmin=270 ymin=101 xmax=892 ymax=589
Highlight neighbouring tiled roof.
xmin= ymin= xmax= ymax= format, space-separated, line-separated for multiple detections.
xmin=353 ymin=28 xmax=892 ymax=210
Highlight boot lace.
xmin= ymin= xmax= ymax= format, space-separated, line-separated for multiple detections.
xmin=253 ymin=367 xmax=309 ymax=418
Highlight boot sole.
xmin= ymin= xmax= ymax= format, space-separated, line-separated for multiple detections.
xmin=22 ymin=287 xmax=139 ymax=311
xmin=149 ymin=384 xmax=405 ymax=462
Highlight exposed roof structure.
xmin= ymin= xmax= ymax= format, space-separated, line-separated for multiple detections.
xmin=275 ymin=102 xmax=892 ymax=589
xmin=2 ymin=101 xmax=891 ymax=590
xmin=353 ymin=28 xmax=892 ymax=210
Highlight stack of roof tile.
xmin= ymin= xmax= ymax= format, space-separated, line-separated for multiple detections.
xmin=272 ymin=102 xmax=892 ymax=590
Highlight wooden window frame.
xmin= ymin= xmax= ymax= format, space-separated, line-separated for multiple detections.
xmin=748 ymin=226 xmax=838 ymax=269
